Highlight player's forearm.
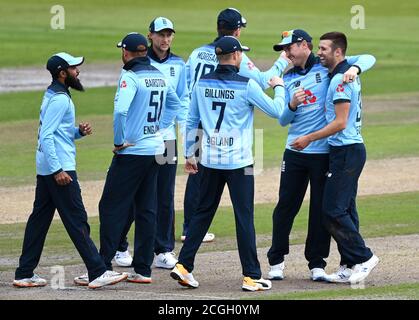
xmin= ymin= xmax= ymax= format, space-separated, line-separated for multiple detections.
xmin=347 ymin=54 xmax=376 ymax=73
xmin=184 ymin=112 xmax=200 ymax=158
xmin=113 ymin=112 xmax=126 ymax=146
xmin=40 ymin=133 xmax=62 ymax=173
xmin=307 ymin=119 xmax=346 ymax=143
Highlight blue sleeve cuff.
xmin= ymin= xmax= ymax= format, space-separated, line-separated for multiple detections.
xmin=53 ymin=168 xmax=63 ymax=175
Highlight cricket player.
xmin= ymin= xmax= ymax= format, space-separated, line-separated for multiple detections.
xmin=170 ymin=36 xmax=286 ymax=291
xmin=267 ymin=29 xmax=376 ymax=282
xmin=115 ymin=17 xmax=189 ymax=270
xmin=74 ymin=33 xmax=180 ymax=285
xmin=182 ymin=7 xmax=290 ymax=243
xmin=290 ymin=32 xmax=379 ymax=284
xmin=14 ymin=53 xmax=127 ymax=289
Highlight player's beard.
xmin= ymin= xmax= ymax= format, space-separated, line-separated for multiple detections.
xmin=64 ymin=71 xmax=85 ymax=91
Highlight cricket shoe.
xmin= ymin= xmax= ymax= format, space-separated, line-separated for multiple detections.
xmin=88 ymin=271 xmax=128 ymax=289
xmin=74 ymin=273 xmax=89 ymax=286
xmin=170 ymin=263 xmax=199 ymax=288
xmin=267 ymin=262 xmax=285 ymax=280
xmin=180 ymin=232 xmax=215 ymax=243
xmin=155 ymin=252 xmax=178 ymax=269
xmin=349 ymin=255 xmax=379 ymax=284
xmin=13 ymin=274 xmax=47 ymax=288
xmin=310 ymin=268 xmax=328 ymax=282
xmin=325 ymin=265 xmax=352 ymax=283
xmin=242 ymin=277 xmax=272 ymax=292
xmin=114 ymin=250 xmax=133 ymax=267
xmin=127 ymin=273 xmax=152 ymax=284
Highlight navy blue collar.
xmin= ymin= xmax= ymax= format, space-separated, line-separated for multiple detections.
xmin=123 ymin=57 xmax=150 ymax=71
xmin=328 ymin=59 xmax=351 ymax=79
xmin=208 ymin=35 xmax=227 ymax=47
xmin=294 ymin=53 xmax=316 ymax=75
xmin=147 ymin=46 xmax=171 ymax=63
xmin=216 ymin=64 xmax=239 ymax=74
xmin=48 ymin=79 xmax=70 ymax=97
xmin=210 ymin=36 xmax=223 ymax=46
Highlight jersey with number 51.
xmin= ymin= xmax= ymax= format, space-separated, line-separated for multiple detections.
xmin=113 ymin=57 xmax=180 ymax=156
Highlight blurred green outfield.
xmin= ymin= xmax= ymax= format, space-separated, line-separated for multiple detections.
xmin=0 ymin=0 xmax=418 ymax=94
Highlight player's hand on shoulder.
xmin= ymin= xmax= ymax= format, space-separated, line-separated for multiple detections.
xmin=343 ymin=66 xmax=359 ymax=83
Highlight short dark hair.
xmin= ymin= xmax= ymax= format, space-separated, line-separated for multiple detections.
xmin=320 ymin=32 xmax=347 ymax=54
xmin=217 ymin=27 xmax=237 ymax=37
xmin=296 ymin=41 xmax=313 ymax=51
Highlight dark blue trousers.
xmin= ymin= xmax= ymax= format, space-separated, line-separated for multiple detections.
xmin=117 ymin=140 xmax=177 ymax=255
xmin=99 ymin=155 xmax=158 ymax=277
xmin=182 ymin=122 xmax=203 ymax=237
xmin=267 ymin=149 xmax=331 ymax=270
xmin=178 ymin=165 xmax=262 ymax=279
xmin=15 ymin=172 xmax=106 ymax=282
xmin=182 ymin=162 xmax=204 ymax=237
xmin=322 ymin=143 xmax=373 ymax=267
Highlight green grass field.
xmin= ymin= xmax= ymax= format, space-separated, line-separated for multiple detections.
xmin=0 ymin=0 xmax=419 ymax=95
xmin=1 ymin=191 xmax=418 ymax=264
xmin=250 ymin=283 xmax=419 ymax=300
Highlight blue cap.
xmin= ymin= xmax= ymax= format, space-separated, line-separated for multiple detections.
xmin=217 ymin=8 xmax=247 ymax=30
xmin=214 ymin=36 xmax=250 ymax=55
xmin=46 ymin=52 xmax=84 ymax=76
xmin=273 ymin=29 xmax=312 ymax=51
xmin=117 ymin=32 xmax=148 ymax=52
xmin=149 ymin=17 xmax=175 ymax=33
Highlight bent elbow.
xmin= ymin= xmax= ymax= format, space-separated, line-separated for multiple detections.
xmin=114 ymin=109 xmax=127 ymax=118
xmin=278 ymin=118 xmax=288 ymax=127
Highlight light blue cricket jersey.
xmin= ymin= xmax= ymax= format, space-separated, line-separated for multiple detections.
xmin=185 ymin=37 xmax=289 ymax=92
xmin=280 ymin=53 xmax=375 ymax=153
xmin=36 ymin=80 xmax=84 ymax=175
xmin=185 ymin=64 xmax=286 ymax=170
xmin=113 ymin=57 xmax=180 ymax=156
xmin=326 ymin=60 xmax=364 ymax=146
xmin=148 ymin=47 xmax=189 ymax=141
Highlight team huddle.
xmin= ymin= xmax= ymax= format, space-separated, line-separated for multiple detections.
xmin=13 ymin=8 xmax=379 ymax=292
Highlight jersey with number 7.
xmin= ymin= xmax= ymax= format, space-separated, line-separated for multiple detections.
xmin=185 ymin=65 xmax=286 ymax=170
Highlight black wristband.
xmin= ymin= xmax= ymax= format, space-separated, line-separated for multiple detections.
xmin=273 ymin=84 xmax=284 ymax=90
xmin=288 ymin=102 xmax=297 ymax=112
xmin=53 ymin=168 xmax=63 ymax=175
xmin=353 ymin=65 xmax=362 ymax=74
xmin=114 ymin=143 xmax=123 ymax=148
xmin=79 ymin=128 xmax=86 ymax=136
